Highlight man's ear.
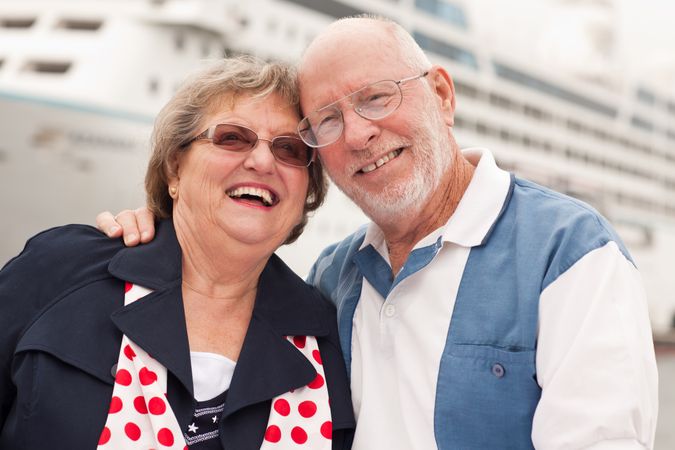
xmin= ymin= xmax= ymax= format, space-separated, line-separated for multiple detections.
xmin=428 ymin=65 xmax=456 ymax=126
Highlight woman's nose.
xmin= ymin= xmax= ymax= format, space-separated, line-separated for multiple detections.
xmin=242 ymin=139 xmax=277 ymax=173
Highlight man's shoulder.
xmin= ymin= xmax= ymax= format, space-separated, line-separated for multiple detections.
xmin=511 ymin=177 xmax=619 ymax=239
xmin=315 ymin=225 xmax=369 ymax=265
xmin=307 ymin=225 xmax=369 ymax=288
xmin=506 ymin=177 xmax=633 ymax=284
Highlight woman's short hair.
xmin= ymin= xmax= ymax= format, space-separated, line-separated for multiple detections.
xmin=145 ymin=56 xmax=327 ymax=244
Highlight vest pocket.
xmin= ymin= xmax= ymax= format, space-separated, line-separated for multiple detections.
xmin=434 ymin=344 xmax=540 ymax=449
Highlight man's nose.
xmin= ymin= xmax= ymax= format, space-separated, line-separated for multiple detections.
xmin=341 ymin=107 xmax=380 ymax=150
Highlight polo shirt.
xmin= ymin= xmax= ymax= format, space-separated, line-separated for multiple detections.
xmin=311 ymin=148 xmax=658 ymax=449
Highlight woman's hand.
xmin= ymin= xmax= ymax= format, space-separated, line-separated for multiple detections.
xmin=95 ymin=207 xmax=156 ymax=246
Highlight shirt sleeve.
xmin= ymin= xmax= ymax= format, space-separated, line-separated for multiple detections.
xmin=532 ymin=241 xmax=658 ymax=449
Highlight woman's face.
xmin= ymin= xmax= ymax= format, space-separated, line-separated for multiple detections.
xmin=169 ymin=93 xmax=309 ymax=250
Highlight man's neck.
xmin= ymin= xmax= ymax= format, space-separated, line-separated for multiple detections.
xmin=382 ymin=156 xmax=475 ymax=275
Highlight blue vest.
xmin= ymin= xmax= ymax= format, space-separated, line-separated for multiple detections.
xmin=307 ymin=176 xmax=631 ymax=449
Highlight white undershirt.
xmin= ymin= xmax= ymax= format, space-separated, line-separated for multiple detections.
xmin=190 ymin=351 xmax=236 ymax=402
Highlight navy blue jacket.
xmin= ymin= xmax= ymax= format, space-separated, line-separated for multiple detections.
xmin=0 ymin=220 xmax=355 ymax=449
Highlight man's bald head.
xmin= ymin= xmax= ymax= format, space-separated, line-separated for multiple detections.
xmin=299 ymin=16 xmax=431 ymax=83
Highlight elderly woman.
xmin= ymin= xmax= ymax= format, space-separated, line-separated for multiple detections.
xmin=0 ymin=57 xmax=354 ymax=449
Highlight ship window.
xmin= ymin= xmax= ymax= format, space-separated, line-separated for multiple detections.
xmin=57 ymin=19 xmax=103 ymax=31
xmin=636 ymin=87 xmax=656 ymax=106
xmin=566 ymin=120 xmax=582 ymax=132
xmin=174 ymin=33 xmax=185 ymax=51
xmin=201 ymin=40 xmax=211 ymax=57
xmin=523 ymin=104 xmax=551 ymax=121
xmin=24 ymin=61 xmax=71 ymax=74
xmin=415 ymin=0 xmax=468 ymax=29
xmin=493 ymin=62 xmax=617 ymax=118
xmin=413 ymin=31 xmax=478 ymax=69
xmin=667 ymin=101 xmax=675 ymax=115
xmin=489 ymin=93 xmax=512 ymax=109
xmin=631 ymin=116 xmax=654 ymax=132
xmin=667 ymin=130 xmax=675 ymax=141
xmin=454 ymin=81 xmax=479 ymax=99
xmin=0 ymin=17 xmax=36 ymax=28
xmin=148 ymin=78 xmax=160 ymax=95
xmin=283 ymin=0 xmax=365 ymax=19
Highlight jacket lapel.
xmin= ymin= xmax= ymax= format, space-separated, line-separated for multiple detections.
xmin=223 ymin=254 xmax=331 ymax=418
xmin=107 ymin=220 xmax=193 ymax=395
xmin=223 ymin=314 xmax=315 ymax=418
xmin=109 ymin=283 xmax=193 ymax=394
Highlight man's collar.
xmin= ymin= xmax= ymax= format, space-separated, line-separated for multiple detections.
xmin=442 ymin=148 xmax=512 ymax=247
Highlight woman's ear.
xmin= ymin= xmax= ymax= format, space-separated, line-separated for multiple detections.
xmin=167 ymin=150 xmax=183 ymax=179
xmin=166 ymin=152 xmax=182 ymax=197
xmin=428 ymin=65 xmax=456 ymax=126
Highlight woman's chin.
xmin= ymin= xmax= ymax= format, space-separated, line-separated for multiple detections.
xmin=219 ymin=223 xmax=287 ymax=251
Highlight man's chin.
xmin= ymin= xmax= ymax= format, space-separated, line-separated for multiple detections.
xmin=331 ymin=176 xmax=430 ymax=224
xmin=355 ymin=191 xmax=426 ymax=225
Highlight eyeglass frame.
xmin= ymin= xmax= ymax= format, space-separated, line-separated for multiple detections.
xmin=298 ymin=71 xmax=429 ymax=148
xmin=185 ymin=122 xmax=316 ymax=168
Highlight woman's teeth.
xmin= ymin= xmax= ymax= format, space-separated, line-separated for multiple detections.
xmin=226 ymin=186 xmax=275 ymax=206
xmin=361 ymin=149 xmax=402 ymax=174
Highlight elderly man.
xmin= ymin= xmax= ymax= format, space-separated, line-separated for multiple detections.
xmin=99 ymin=16 xmax=658 ymax=450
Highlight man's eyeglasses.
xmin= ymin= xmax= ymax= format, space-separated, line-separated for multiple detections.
xmin=298 ymin=71 xmax=429 ymax=148
xmin=187 ymin=123 xmax=315 ymax=168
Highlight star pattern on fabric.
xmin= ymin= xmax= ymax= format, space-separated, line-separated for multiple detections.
xmin=183 ymin=392 xmax=226 ymax=447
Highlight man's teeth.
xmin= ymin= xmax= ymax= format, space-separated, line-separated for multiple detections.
xmin=226 ymin=186 xmax=274 ymax=206
xmin=361 ymin=149 xmax=402 ymax=174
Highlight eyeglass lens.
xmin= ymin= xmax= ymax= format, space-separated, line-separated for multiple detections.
xmin=299 ymin=80 xmax=403 ymax=147
xmin=210 ymin=124 xmax=312 ymax=167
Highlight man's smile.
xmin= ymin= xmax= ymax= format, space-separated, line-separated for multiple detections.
xmin=358 ymin=148 xmax=403 ymax=174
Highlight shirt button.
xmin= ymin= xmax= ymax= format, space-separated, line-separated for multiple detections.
xmin=384 ymin=304 xmax=396 ymax=317
xmin=491 ymin=363 xmax=505 ymax=378
xmin=110 ymin=363 xmax=118 ymax=379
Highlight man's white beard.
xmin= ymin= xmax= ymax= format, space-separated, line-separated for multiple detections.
xmin=330 ymin=109 xmax=453 ymax=227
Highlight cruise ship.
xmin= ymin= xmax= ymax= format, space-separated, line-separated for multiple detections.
xmin=1 ymin=0 xmax=674 ymax=332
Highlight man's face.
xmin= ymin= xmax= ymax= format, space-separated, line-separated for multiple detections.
xmin=299 ymin=27 xmax=454 ymax=224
